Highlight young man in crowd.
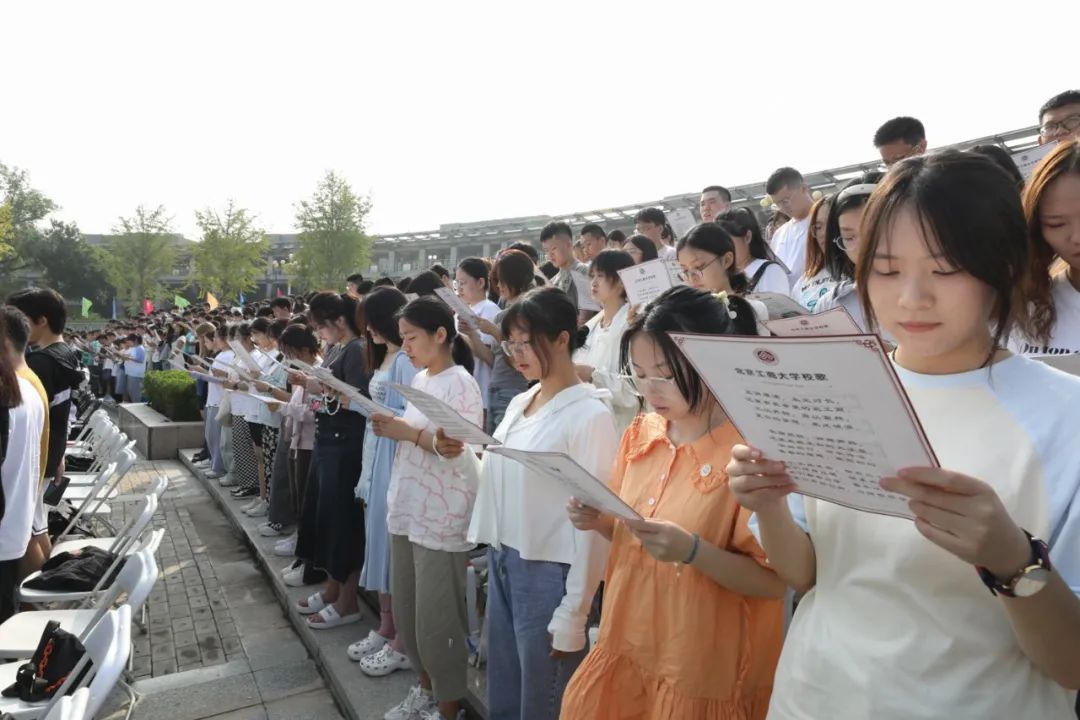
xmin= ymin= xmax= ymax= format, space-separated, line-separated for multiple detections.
xmin=764 ymin=167 xmax=813 ymax=288
xmin=345 ymin=273 xmax=364 ymax=298
xmin=579 ymin=223 xmax=608 ymax=264
xmin=270 ymin=297 xmax=293 ymax=320
xmin=1038 ymin=90 xmax=1080 ymax=145
xmin=699 ymin=185 xmax=731 ymax=223
xmin=873 ymin=116 xmax=927 ymax=166
xmin=123 ymin=333 xmax=147 ymax=402
xmin=540 ymin=221 xmax=589 ymax=315
xmin=634 ymin=207 xmax=676 ymax=260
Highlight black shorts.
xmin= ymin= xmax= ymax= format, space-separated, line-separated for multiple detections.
xmin=247 ymin=421 xmax=264 ymax=446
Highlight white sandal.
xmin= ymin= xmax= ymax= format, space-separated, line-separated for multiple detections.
xmin=307 ymin=604 xmax=361 ymax=630
xmin=347 ymin=630 xmax=389 ymax=661
xmin=296 ymin=591 xmax=326 ymax=616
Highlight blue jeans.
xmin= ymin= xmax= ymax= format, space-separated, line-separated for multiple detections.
xmin=486 ymin=545 xmax=587 ymax=720
xmin=486 ymin=386 xmax=520 ymax=435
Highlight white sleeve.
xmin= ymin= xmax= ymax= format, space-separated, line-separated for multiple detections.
xmin=756 ymin=263 xmax=794 ymax=295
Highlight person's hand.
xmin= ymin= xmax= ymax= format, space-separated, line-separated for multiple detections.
xmin=726 ymin=444 xmax=797 ymax=513
xmin=253 ymin=380 xmax=271 ymax=393
xmin=880 ymin=468 xmax=1031 ymax=579
xmin=433 ymin=428 xmax=465 ymax=458
xmin=566 ymin=498 xmax=604 ymax=532
xmin=211 ymin=369 xmax=227 ymax=378
xmin=236 ymin=382 xmax=250 ymax=393
xmin=574 ymin=364 xmax=594 ymax=383
xmin=371 ymin=414 xmax=413 ymax=442
xmin=287 ymin=370 xmax=309 ymax=387
xmin=475 ymin=317 xmax=500 ymax=338
xmin=266 ymin=402 xmax=281 ymax=413
xmin=625 ymin=518 xmax=694 ymax=563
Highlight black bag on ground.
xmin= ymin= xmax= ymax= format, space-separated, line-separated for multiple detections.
xmin=46 ymin=506 xmax=96 ymax=543
xmin=23 ymin=546 xmax=124 ymax=592
xmin=1 ymin=620 xmax=90 ymax=702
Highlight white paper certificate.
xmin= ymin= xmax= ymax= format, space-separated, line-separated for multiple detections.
xmin=487 ymin=447 xmax=641 ymax=521
xmin=667 ymin=207 xmax=697 ymax=239
xmin=434 ymin=287 xmax=480 ymax=329
xmin=390 ymin=383 xmax=498 ymax=446
xmin=570 ymin=273 xmax=601 ymax=312
xmin=617 ymin=259 xmax=685 ymax=306
xmin=748 ymin=292 xmax=809 ymax=320
xmin=188 ymin=371 xmax=225 ymax=385
xmin=227 ymin=340 xmax=262 ymax=374
xmin=766 ymin=306 xmax=862 ymax=337
xmin=670 ymin=333 xmax=937 ymax=518
xmin=1011 ymin=142 xmax=1055 ymax=180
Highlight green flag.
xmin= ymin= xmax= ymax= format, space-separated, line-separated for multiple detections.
xmin=80 ymin=297 xmax=92 ymax=318
xmin=174 ymin=295 xmax=191 ymax=309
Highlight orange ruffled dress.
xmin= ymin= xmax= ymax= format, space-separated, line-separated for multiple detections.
xmin=561 ymin=414 xmax=784 ymax=720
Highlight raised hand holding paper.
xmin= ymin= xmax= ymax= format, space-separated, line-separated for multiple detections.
xmin=227 ymin=339 xmax=262 ymax=374
xmin=617 ymin=259 xmax=685 ymax=306
xmin=390 ymin=383 xmax=498 ymax=445
xmin=671 ymin=333 xmax=937 ymax=519
xmin=570 ymin=272 xmax=602 ymax=312
xmin=434 ymin=287 xmax=480 ymax=329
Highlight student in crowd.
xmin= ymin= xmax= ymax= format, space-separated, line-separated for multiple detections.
xmin=372 ymin=297 xmax=482 ymax=720
xmin=790 ymin=194 xmax=836 ymax=311
xmin=406 ymin=271 xmax=445 ymax=299
xmin=763 ymin=167 xmax=813 ymax=286
xmin=294 ymin=293 xmax=368 ymax=629
xmin=873 ymin=116 xmax=927 ymax=166
xmin=675 ymin=223 xmax=766 ymax=333
xmin=622 ymin=234 xmax=659 ymax=265
xmin=203 ymin=326 xmax=227 ymax=480
xmin=0 ymin=317 xmax=45 ymax=623
xmin=579 ymin=223 xmax=608 ymax=264
xmin=562 ymin=286 xmax=785 ymax=719
xmin=223 ymin=324 xmax=262 ymax=500
xmin=606 ymin=229 xmax=626 ymax=250
xmin=429 ymin=264 xmax=454 ymax=290
xmin=123 ymin=333 xmax=147 ymax=402
xmin=1038 ymin=90 xmax=1080 ymax=146
xmin=812 ymin=172 xmax=885 ymax=331
xmin=764 ymin=209 xmax=790 ymax=244
xmin=454 ymin=258 xmax=501 ymax=424
xmin=716 ymin=207 xmax=790 ymax=294
xmin=572 ymin=239 xmax=587 ymax=266
xmin=475 ymin=250 xmax=535 ymax=433
xmin=573 ymin=250 xmax=639 ymax=433
xmin=699 ymin=185 xmax=731 ymax=223
xmin=470 ymin=287 xmax=618 ymax=719
xmin=257 ymin=318 xmax=295 ymax=537
xmin=346 ymin=273 xmax=365 ymax=298
xmin=540 ymin=222 xmax=589 ymax=314
xmin=270 ymin=297 xmax=293 ymax=320
xmin=1013 ymin=139 xmax=1080 ymax=356
xmin=211 ymin=325 xmax=236 ymax=485
xmin=240 ymin=317 xmax=285 ymax=519
xmin=350 ymin=287 xmax=417 ymax=676
xmin=727 ymin=151 xmax=1080 ymax=719
xmin=634 ymin=208 xmax=676 ymax=261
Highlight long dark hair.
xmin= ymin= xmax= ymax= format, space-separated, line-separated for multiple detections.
xmin=716 ymin=207 xmax=774 ymax=263
xmin=675 ymin=223 xmax=750 ymax=294
xmin=0 ymin=313 xmax=21 ymax=407
xmin=825 ymin=171 xmax=884 ymax=283
xmin=309 ymin=291 xmax=363 ymax=336
xmin=396 ymin=297 xmax=474 ymax=374
xmin=363 ymin=287 xmax=409 ymax=374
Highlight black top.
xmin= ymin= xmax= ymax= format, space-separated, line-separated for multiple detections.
xmin=316 ymin=338 xmax=369 ymax=435
xmin=26 ymin=342 xmax=83 ymax=478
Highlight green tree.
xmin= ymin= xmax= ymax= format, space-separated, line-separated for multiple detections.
xmin=292 ymin=170 xmax=372 ymax=291
xmin=104 ymin=205 xmax=178 ymax=313
xmin=0 ymin=162 xmax=58 ymax=273
xmin=189 ymin=200 xmax=268 ymax=303
xmin=28 ymin=220 xmax=112 ymax=308
xmin=0 ymin=201 xmax=13 ymax=262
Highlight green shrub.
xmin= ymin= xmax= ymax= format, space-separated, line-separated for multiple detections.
xmin=143 ymin=370 xmax=200 ymax=421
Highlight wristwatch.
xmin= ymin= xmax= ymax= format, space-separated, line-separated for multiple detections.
xmin=977 ymin=531 xmax=1052 ymax=598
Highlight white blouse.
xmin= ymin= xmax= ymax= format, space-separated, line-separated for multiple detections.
xmin=573 ymin=303 xmax=639 ymax=434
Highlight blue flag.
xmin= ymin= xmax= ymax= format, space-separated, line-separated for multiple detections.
xmin=238 ymin=291 xmax=246 ymax=305
xmin=111 ymin=297 xmax=118 ymax=320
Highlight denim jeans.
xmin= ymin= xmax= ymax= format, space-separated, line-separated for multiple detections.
xmin=205 ymin=406 xmax=224 ymax=473
xmin=486 ymin=545 xmax=587 ymax=720
xmin=486 ymin=386 xmax=520 ymax=435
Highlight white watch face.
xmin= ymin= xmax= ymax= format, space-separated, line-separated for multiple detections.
xmin=1012 ymin=567 xmax=1051 ymax=598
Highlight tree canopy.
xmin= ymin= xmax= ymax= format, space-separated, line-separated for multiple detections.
xmin=103 ymin=205 xmax=178 ymax=313
xmin=189 ymin=200 xmax=268 ymax=303
xmin=292 ymin=170 xmax=372 ymax=291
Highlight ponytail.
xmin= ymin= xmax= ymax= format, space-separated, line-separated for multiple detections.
xmin=397 ymin=297 xmax=474 ymax=374
xmin=451 ymin=336 xmax=475 ymax=374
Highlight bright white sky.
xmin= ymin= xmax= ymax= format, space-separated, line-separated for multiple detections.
xmin=3 ymin=0 xmax=1078 ymax=239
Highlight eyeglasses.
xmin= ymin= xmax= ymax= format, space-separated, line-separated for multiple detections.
xmin=500 ymin=339 xmax=533 ymax=357
xmin=832 ymin=236 xmax=859 ymax=252
xmin=677 ymin=255 xmax=721 ymax=283
xmin=621 ymin=373 xmax=679 ymax=396
xmin=1039 ymin=114 xmax=1080 ymax=138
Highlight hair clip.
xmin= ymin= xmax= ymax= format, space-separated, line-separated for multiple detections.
xmin=712 ymin=291 xmax=738 ymax=320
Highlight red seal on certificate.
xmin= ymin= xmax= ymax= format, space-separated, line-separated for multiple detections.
xmin=754 ymin=349 xmax=778 ymax=365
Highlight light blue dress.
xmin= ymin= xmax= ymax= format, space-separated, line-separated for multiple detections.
xmin=358 ymin=351 xmax=417 ymax=594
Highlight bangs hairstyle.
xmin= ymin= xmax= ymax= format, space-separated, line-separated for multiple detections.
xmin=856 ymin=151 xmax=1028 ymax=357
xmin=500 ymin=286 xmax=578 ymax=376
xmin=492 ymin=250 xmax=535 ymax=298
xmin=619 ymin=286 xmax=753 ymax=413
xmin=362 ymin=286 xmax=409 ymax=373
xmin=803 ymin=195 xmax=833 ymax=279
xmin=396 ymin=296 xmax=474 ymax=373
xmin=715 ymin=207 xmax=775 ymax=263
xmin=675 ymin=223 xmax=750 ymax=295
xmin=278 ymin=323 xmax=319 ymax=353
xmin=625 ymin=235 xmax=658 ymax=263
xmin=308 ymin=291 xmax=363 ymax=336
xmin=824 ymin=171 xmax=884 ymax=282
xmin=1020 ymin=139 xmax=1080 ymax=344
xmin=589 ymin=250 xmax=635 ymax=299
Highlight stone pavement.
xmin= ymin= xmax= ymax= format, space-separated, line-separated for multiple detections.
xmin=94 ymin=459 xmax=344 ymax=720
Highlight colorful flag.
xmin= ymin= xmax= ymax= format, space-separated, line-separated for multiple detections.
xmin=142 ymin=298 xmax=154 ymax=315
xmin=276 ymin=288 xmax=284 ymax=298
xmin=206 ymin=292 xmax=219 ymax=310
xmin=174 ymin=295 xmax=191 ymax=309
xmin=238 ymin=291 xmax=246 ymax=305
xmin=80 ymin=297 xmax=92 ymax=318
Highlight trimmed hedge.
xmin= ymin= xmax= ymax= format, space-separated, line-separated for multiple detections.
xmin=143 ymin=370 xmax=200 ymax=422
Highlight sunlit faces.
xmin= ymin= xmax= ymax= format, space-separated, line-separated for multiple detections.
xmin=699 ymin=190 xmax=730 ymax=223
xmin=623 ymin=241 xmax=644 ymax=264
xmin=503 ymin=326 xmax=541 ymax=380
xmin=580 ymin=232 xmax=606 ymax=262
xmin=398 ymin=317 xmax=446 ymax=369
xmin=455 ymin=269 xmax=486 ymax=304
xmin=628 ymin=333 xmax=690 ymax=419
xmin=542 ymin=235 xmax=574 ymax=269
xmin=835 ymin=206 xmax=866 ymax=263
xmin=866 ymin=205 xmax=996 ymax=372
xmin=634 ymin=221 xmax=664 ymax=246
xmin=878 ymin=139 xmax=926 ymax=166
xmin=677 ymin=246 xmax=734 ymax=293
xmin=768 ymin=183 xmax=812 ymax=219
xmin=1039 ymin=102 xmax=1080 ymax=145
xmin=1039 ymin=173 xmax=1080 ymax=268
xmin=316 ymin=319 xmax=345 ymax=346
xmin=589 ymin=268 xmax=624 ymax=305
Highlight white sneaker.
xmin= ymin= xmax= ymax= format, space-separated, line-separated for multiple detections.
xmin=218 ymin=475 xmax=237 ymax=487
xmin=259 ymin=522 xmax=288 ymax=537
xmin=274 ymin=534 xmax=297 ymax=557
xmin=384 ymin=685 xmax=434 ymax=720
xmin=359 ymin=643 xmax=411 ymax=676
xmin=206 ymin=470 xmax=224 ymax=479
xmin=347 ymin=630 xmax=390 ymax=661
xmin=420 ymin=710 xmax=465 ymax=720
xmin=240 ymin=498 xmax=262 ymax=513
xmin=245 ymin=500 xmax=269 ymax=517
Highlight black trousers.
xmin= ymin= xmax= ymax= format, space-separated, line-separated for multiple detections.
xmin=0 ymin=558 xmax=20 ymax=623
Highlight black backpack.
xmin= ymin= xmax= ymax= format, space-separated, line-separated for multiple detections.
xmin=1 ymin=620 xmax=90 ymax=703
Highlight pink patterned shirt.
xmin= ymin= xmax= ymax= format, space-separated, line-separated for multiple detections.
xmin=386 ymin=365 xmax=485 ymax=552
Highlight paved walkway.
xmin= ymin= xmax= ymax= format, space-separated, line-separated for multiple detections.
xmin=95 ymin=459 xmax=343 ymax=720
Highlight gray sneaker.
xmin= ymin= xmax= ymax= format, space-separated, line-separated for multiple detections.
xmin=384 ymin=685 xmax=434 ymax=720
xmin=218 ymin=475 xmax=237 ymax=487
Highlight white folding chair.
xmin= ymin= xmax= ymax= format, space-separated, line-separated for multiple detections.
xmin=0 ymin=607 xmax=129 ymax=720
xmin=66 ymin=411 xmax=110 ymax=452
xmin=0 ymin=548 xmax=157 ymax=659
xmin=65 ymin=428 xmax=124 ymax=485
xmin=42 ymin=688 xmax=88 ymax=720
xmin=60 ymin=447 xmax=138 ymax=536
xmin=64 ymin=421 xmax=119 ymax=471
xmin=64 ymin=439 xmax=134 ymax=497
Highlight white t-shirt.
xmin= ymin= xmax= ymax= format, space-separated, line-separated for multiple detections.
xmin=0 ymin=377 xmax=46 ymax=561
xmin=1009 ymin=272 xmax=1080 ymax=356
xmin=657 ymin=244 xmax=677 ymax=262
xmin=791 ymin=268 xmax=839 ymax=312
xmin=572 ymin=303 xmax=638 ymax=434
xmin=468 ymin=298 xmax=501 ymax=407
xmin=386 ymin=365 xmax=484 ymax=552
xmin=743 ymin=258 xmax=791 ymax=295
xmin=768 ymin=216 xmax=809 ymax=289
xmin=762 ymin=355 xmax=1080 ymax=719
xmin=206 ymin=350 xmax=232 ymax=407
